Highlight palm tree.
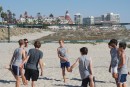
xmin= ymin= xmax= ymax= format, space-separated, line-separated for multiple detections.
xmin=1 ymin=12 xmax=7 ymax=24
xmin=7 ymin=10 xmax=13 ymax=23
xmin=0 ymin=6 xmax=2 ymax=13
xmin=1 ymin=12 xmax=5 ymax=24
xmin=24 ymin=11 xmax=28 ymax=24
xmin=33 ymin=20 xmax=36 ymax=24
xmin=56 ymin=18 xmax=61 ymax=24
xmin=0 ymin=6 xmax=3 ymax=23
xmin=12 ymin=13 xmax=16 ymax=23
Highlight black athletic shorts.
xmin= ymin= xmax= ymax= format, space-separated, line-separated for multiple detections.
xmin=81 ymin=78 xmax=90 ymax=87
xmin=25 ymin=69 xmax=39 ymax=81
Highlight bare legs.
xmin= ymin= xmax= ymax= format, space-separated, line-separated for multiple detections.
xmin=25 ymin=80 xmax=35 ymax=87
xmin=62 ymin=67 xmax=72 ymax=83
xmin=20 ymin=68 xmax=27 ymax=85
xmin=112 ymin=73 xmax=118 ymax=87
xmin=118 ymin=83 xmax=127 ymax=87
xmin=66 ymin=67 xmax=72 ymax=72
xmin=32 ymin=81 xmax=35 ymax=87
xmin=62 ymin=68 xmax=66 ymax=83
xmin=89 ymin=75 xmax=94 ymax=87
xmin=15 ymin=76 xmax=20 ymax=87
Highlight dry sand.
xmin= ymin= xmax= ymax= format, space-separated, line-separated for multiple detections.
xmin=0 ymin=31 xmax=130 ymax=87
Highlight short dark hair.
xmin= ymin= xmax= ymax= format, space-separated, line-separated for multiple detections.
xmin=18 ymin=39 xmax=24 ymax=46
xmin=109 ymin=39 xmax=118 ymax=46
xmin=119 ymin=42 xmax=127 ymax=49
xmin=34 ymin=41 xmax=41 ymax=48
xmin=108 ymin=42 xmax=111 ymax=46
xmin=80 ymin=47 xmax=88 ymax=55
xmin=24 ymin=38 xmax=28 ymax=41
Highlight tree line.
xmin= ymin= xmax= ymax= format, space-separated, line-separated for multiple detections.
xmin=0 ymin=5 xmax=16 ymax=24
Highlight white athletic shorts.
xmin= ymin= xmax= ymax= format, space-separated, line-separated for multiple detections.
xmin=111 ymin=66 xmax=118 ymax=74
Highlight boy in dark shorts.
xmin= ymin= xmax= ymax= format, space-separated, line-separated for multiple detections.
xmin=9 ymin=39 xmax=27 ymax=87
xmin=21 ymin=41 xmax=44 ymax=87
xmin=57 ymin=39 xmax=72 ymax=83
xmin=118 ymin=42 xmax=128 ymax=87
xmin=71 ymin=47 xmax=94 ymax=87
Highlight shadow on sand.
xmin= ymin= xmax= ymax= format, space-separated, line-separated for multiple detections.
xmin=53 ymin=84 xmax=80 ymax=87
xmin=0 ymin=79 xmax=15 ymax=84
xmin=39 ymin=77 xmax=61 ymax=82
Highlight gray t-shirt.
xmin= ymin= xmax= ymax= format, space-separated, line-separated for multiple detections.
xmin=118 ymin=55 xmax=128 ymax=74
xmin=110 ymin=48 xmax=119 ymax=68
xmin=26 ymin=48 xmax=43 ymax=70
xmin=79 ymin=55 xmax=91 ymax=80
xmin=58 ymin=47 xmax=69 ymax=63
xmin=12 ymin=48 xmax=23 ymax=66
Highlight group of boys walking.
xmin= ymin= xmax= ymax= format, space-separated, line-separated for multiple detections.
xmin=108 ymin=39 xmax=129 ymax=87
xmin=9 ymin=38 xmax=129 ymax=87
xmin=9 ymin=39 xmax=43 ymax=87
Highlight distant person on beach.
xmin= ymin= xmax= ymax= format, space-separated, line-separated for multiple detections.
xmin=23 ymin=38 xmax=29 ymax=69
xmin=57 ymin=39 xmax=72 ymax=83
xmin=118 ymin=42 xmax=128 ymax=87
xmin=21 ymin=41 xmax=43 ymax=87
xmin=71 ymin=47 xmax=94 ymax=87
xmin=24 ymin=38 xmax=29 ymax=56
xmin=9 ymin=39 xmax=27 ymax=87
xmin=108 ymin=39 xmax=119 ymax=87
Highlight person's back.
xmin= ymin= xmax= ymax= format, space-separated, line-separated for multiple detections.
xmin=23 ymin=41 xmax=43 ymax=87
xmin=12 ymin=48 xmax=23 ymax=66
xmin=71 ymin=47 xmax=94 ymax=87
xmin=110 ymin=48 xmax=119 ymax=68
xmin=79 ymin=55 xmax=91 ymax=80
xmin=10 ymin=39 xmax=27 ymax=87
xmin=26 ymin=48 xmax=43 ymax=70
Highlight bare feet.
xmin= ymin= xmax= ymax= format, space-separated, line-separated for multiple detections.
xmin=63 ymin=78 xmax=66 ymax=83
xmin=128 ymin=72 xmax=130 ymax=75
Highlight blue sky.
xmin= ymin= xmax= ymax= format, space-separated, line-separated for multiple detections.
xmin=0 ymin=0 xmax=130 ymax=22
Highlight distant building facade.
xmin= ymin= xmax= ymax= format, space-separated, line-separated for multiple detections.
xmin=43 ymin=17 xmax=57 ymax=24
xmin=18 ymin=11 xmax=73 ymax=25
xmin=19 ymin=12 xmax=34 ymax=24
xmin=94 ymin=17 xmax=102 ymax=24
xmin=83 ymin=16 xmax=94 ymax=25
xmin=83 ymin=12 xmax=120 ymax=25
xmin=74 ymin=13 xmax=82 ymax=24
xmin=105 ymin=13 xmax=120 ymax=23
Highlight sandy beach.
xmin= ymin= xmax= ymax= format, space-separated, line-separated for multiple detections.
xmin=0 ymin=32 xmax=130 ymax=87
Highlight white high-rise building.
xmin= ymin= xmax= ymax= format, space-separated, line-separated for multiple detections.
xmin=105 ymin=13 xmax=120 ymax=23
xmin=83 ymin=16 xmax=94 ymax=25
xmin=94 ymin=17 xmax=102 ymax=24
xmin=74 ymin=13 xmax=82 ymax=24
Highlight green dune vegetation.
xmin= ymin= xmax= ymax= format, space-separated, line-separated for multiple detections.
xmin=37 ymin=29 xmax=130 ymax=41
